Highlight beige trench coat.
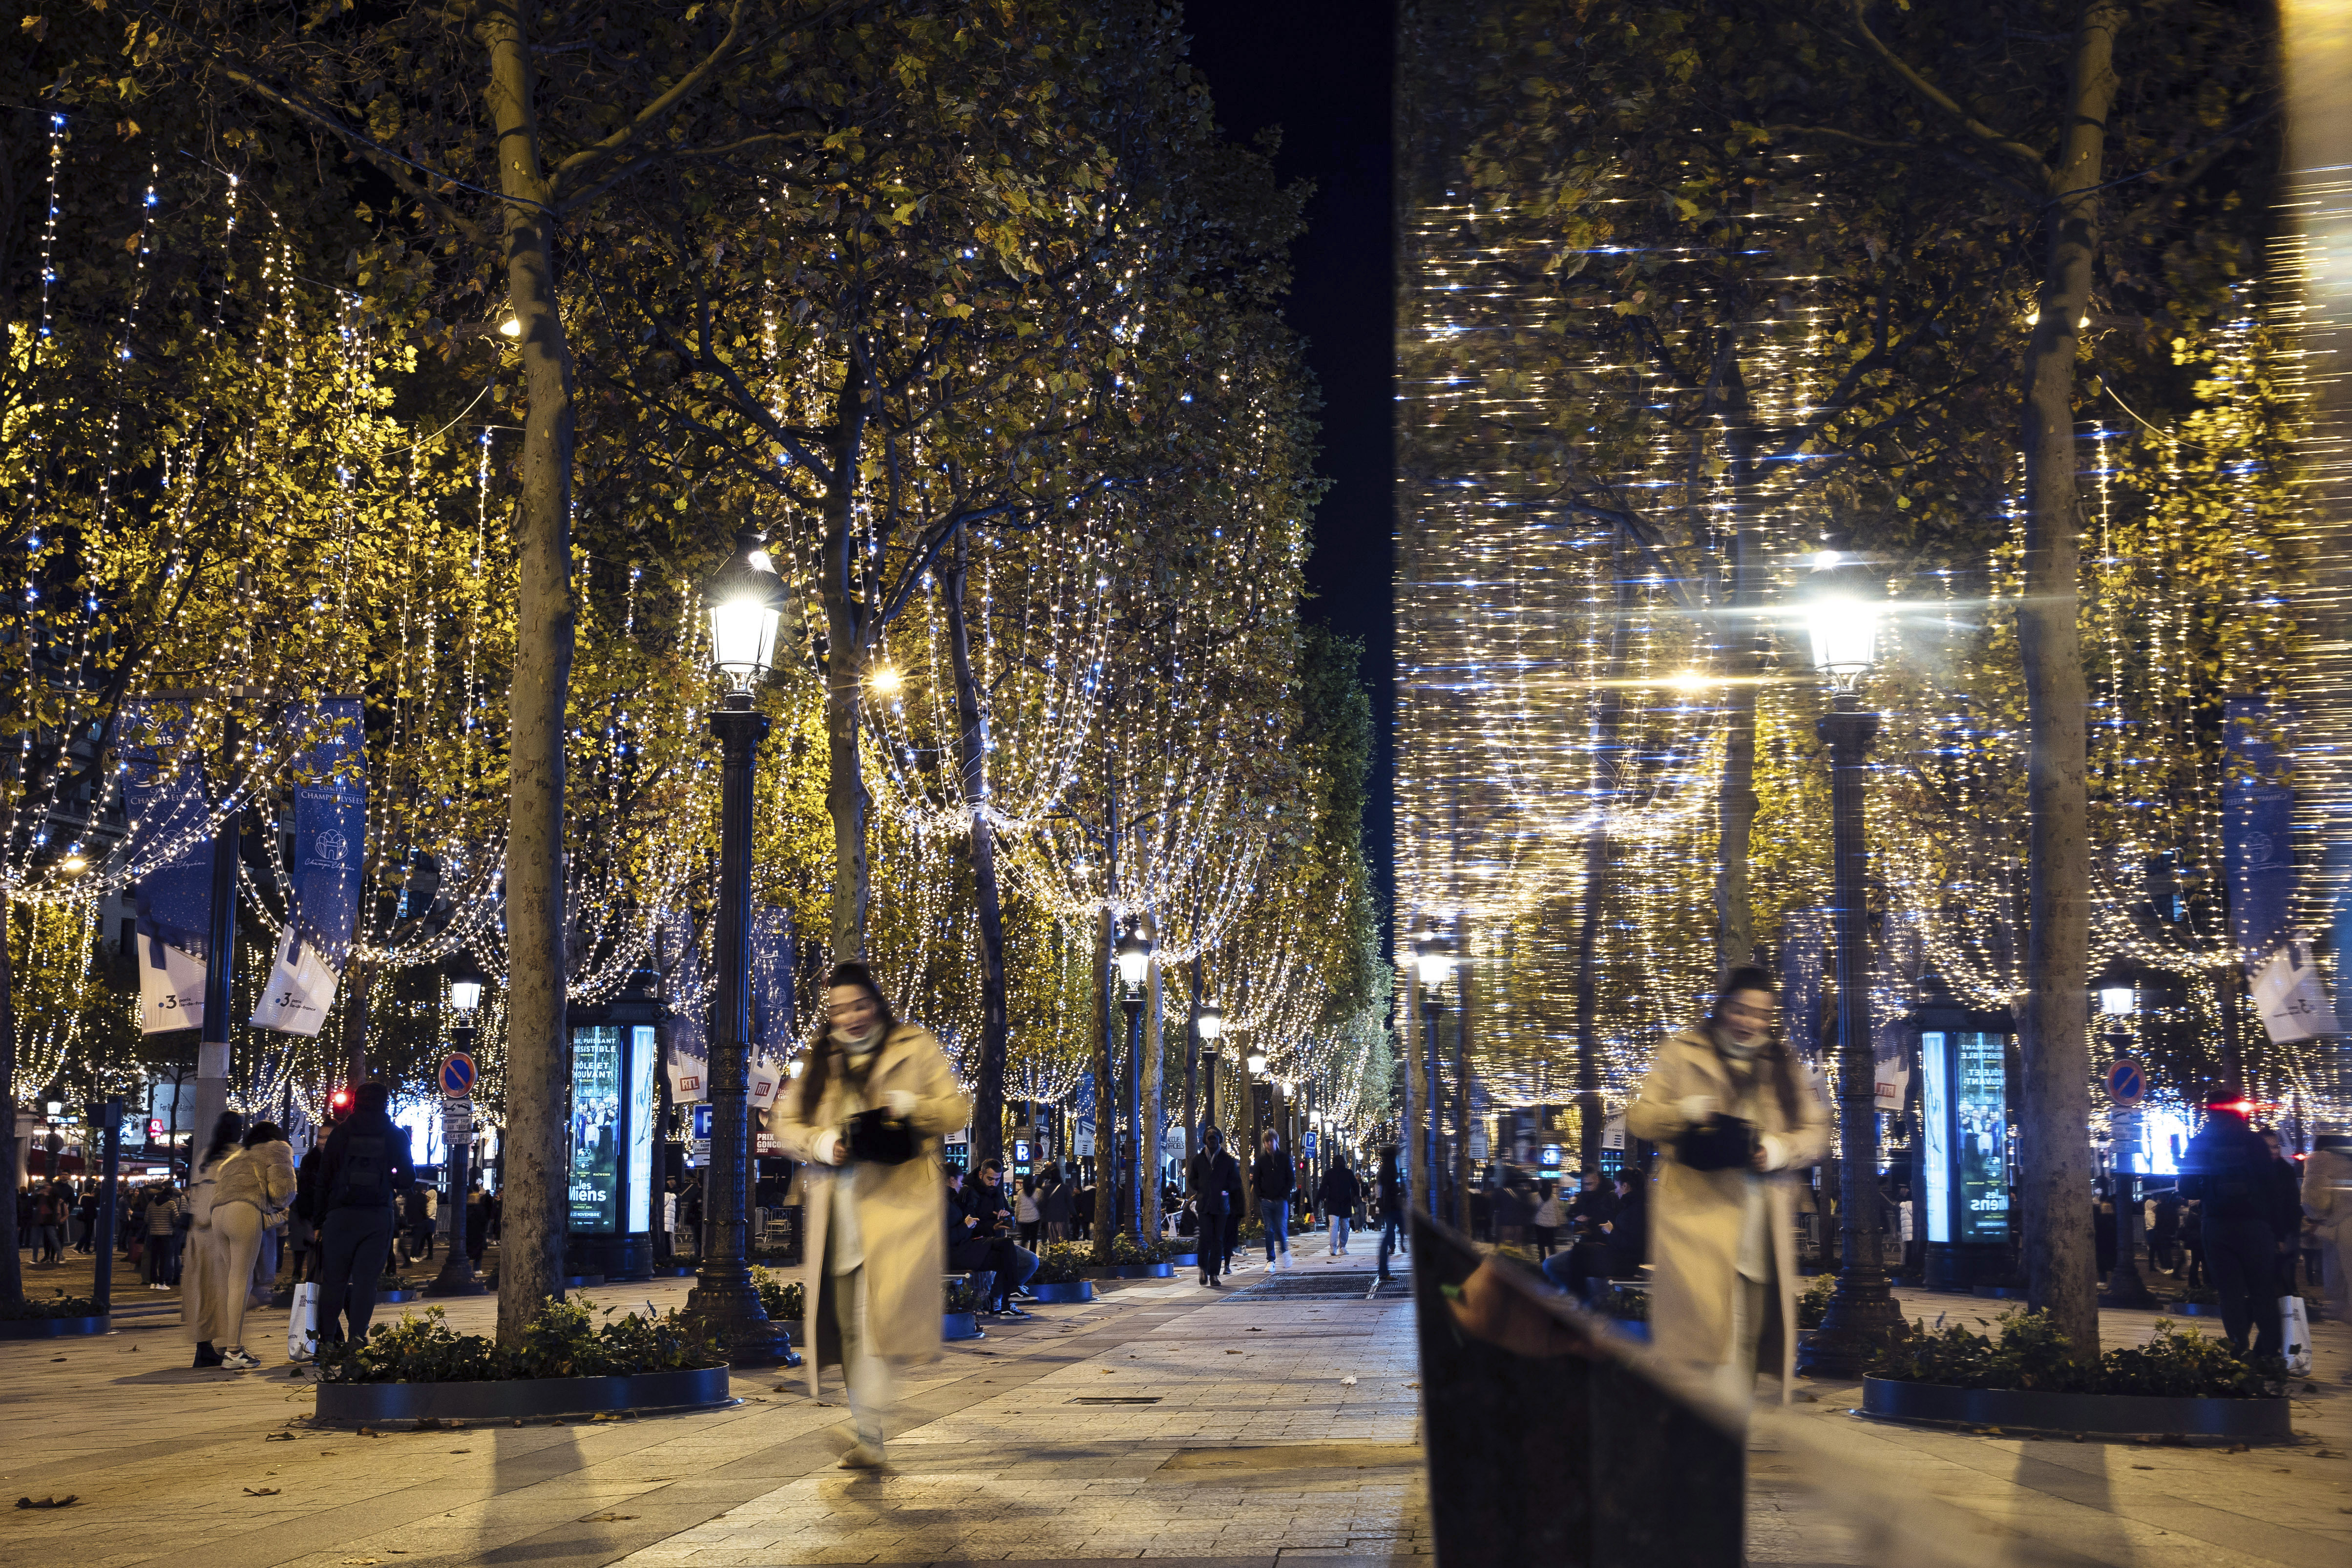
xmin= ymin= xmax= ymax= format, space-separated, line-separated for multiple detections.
xmin=1623 ymin=1026 xmax=1829 ymax=1401
xmin=770 ymin=1022 xmax=970 ymax=1399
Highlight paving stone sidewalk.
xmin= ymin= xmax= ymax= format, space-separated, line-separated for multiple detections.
xmin=0 ymin=1248 xmax=2344 ymax=1568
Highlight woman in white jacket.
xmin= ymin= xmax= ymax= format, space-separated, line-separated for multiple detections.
xmin=1624 ymin=966 xmax=1828 ymax=1410
xmin=208 ymin=1122 xmax=298 ymax=1368
xmin=182 ymin=1112 xmax=244 ymax=1369
xmin=772 ymin=962 xmax=971 ymax=1470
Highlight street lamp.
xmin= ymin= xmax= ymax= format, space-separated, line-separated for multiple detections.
xmin=1114 ymin=922 xmax=1153 ymax=1238
xmin=1192 ymin=994 xmax=1222 ymax=1156
xmin=690 ymin=530 xmax=790 ymax=1364
xmin=1413 ymin=933 xmax=1450 ymax=1220
xmin=1795 ymin=550 xmax=1903 ymax=1376
xmin=427 ymin=954 xmax=487 ymax=1297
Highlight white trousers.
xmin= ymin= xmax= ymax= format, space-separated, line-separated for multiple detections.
xmin=832 ymin=1264 xmax=893 ymax=1448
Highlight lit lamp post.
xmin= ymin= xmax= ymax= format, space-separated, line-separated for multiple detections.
xmin=1414 ymin=934 xmax=1451 ymax=1220
xmin=1245 ymin=1045 xmax=1269 ymax=1140
xmin=1796 ymin=551 xmax=1904 ymax=1377
xmin=426 ymin=957 xmax=487 ymax=1297
xmin=1114 ymin=922 xmax=1153 ymax=1239
xmin=689 ymin=531 xmax=789 ymax=1364
xmin=1195 ymin=996 xmax=1223 ymax=1147
xmin=2098 ymin=978 xmax=2156 ymax=1306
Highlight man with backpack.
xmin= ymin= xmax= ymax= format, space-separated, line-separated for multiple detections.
xmin=311 ymin=1082 xmax=413 ymax=1352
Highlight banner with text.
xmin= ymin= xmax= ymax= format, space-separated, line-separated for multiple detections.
xmin=121 ymin=701 xmax=213 ymax=1034
xmin=252 ymin=698 xmax=367 ymax=1035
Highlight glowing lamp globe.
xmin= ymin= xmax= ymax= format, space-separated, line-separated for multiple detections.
xmin=1196 ymin=999 xmax=1223 ymax=1042
xmin=1245 ymin=1047 xmax=1268 ymax=1077
xmin=1114 ymin=925 xmax=1154 ymax=990
xmin=1413 ymin=933 xmax=1452 ymax=991
xmin=706 ymin=530 xmax=788 ymax=689
xmin=1801 ymin=550 xmax=1881 ymax=686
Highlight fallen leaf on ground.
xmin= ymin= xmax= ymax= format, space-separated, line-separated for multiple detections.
xmin=2131 ymin=1464 xmax=2155 ymax=1470
xmin=244 ymin=1487 xmax=280 ymax=1497
xmin=1341 ymin=1376 xmax=1358 ymax=1386
xmin=449 ymin=1449 xmax=471 ymax=1454
xmin=1224 ymin=1350 xmax=1243 ymax=1355
xmin=15 ymin=1496 xmax=77 ymax=1509
xmin=264 ymin=1432 xmax=295 ymax=1442
xmin=586 ymin=1512 xmax=638 ymax=1522
xmin=49 ymin=1357 xmax=66 ymax=1363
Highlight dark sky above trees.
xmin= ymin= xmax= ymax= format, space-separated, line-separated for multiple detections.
xmin=1184 ymin=0 xmax=1397 ymax=926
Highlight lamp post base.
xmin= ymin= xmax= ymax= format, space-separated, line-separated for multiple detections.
xmin=1798 ymin=1268 xmax=1903 ymax=1379
xmin=689 ymin=1279 xmax=795 ymax=1368
xmin=422 ymin=1262 xmax=486 ymax=1298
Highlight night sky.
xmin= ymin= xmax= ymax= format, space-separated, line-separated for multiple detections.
xmin=1182 ymin=0 xmax=1397 ymax=929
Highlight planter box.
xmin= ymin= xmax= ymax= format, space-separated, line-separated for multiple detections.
xmin=315 ymin=1365 xmax=733 ymax=1426
xmin=1605 ymin=1318 xmax=1651 ymax=1343
xmin=1029 ymin=1281 xmax=1095 ymax=1304
xmin=376 ymin=1290 xmax=422 ymax=1305
xmin=1861 ymin=1377 xmax=2291 ymax=1440
xmin=942 ymin=1312 xmax=984 ymax=1342
xmin=1163 ymin=1253 xmax=1198 ymax=1268
xmin=0 ymin=1315 xmax=108 ymax=1340
xmin=2163 ymin=1302 xmax=2221 ymax=1318
xmin=1083 ymin=1263 xmax=1173 ymax=1279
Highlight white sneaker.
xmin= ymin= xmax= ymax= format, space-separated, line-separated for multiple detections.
xmin=220 ymin=1350 xmax=261 ymax=1371
xmin=839 ymin=1442 xmax=886 ymax=1470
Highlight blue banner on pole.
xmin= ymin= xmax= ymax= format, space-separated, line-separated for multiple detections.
xmin=252 ymin=698 xmax=366 ymax=1036
xmin=750 ymin=904 xmax=796 ymax=1058
xmin=119 ymin=700 xmax=212 ymax=1033
xmin=2223 ymin=699 xmax=2295 ymax=962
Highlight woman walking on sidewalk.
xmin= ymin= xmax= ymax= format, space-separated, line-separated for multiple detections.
xmin=1319 ymin=1157 xmax=1363 ymax=1257
xmin=1375 ymin=1146 xmax=1407 ymax=1280
xmin=182 ymin=1112 xmax=245 ymax=1368
xmin=207 ymin=1122 xmax=297 ymax=1369
xmin=775 ymin=962 xmax=971 ymax=1471
xmin=1624 ymin=966 xmax=1828 ymax=1409
xmin=1253 ymin=1129 xmax=1296 ymax=1271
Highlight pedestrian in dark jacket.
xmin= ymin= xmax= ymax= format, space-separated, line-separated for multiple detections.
xmin=1038 ymin=1171 xmax=1074 ymax=1243
xmin=2181 ymin=1102 xmax=2283 ymax=1358
xmin=314 ymin=1083 xmax=413 ymax=1351
xmin=1604 ymin=1171 xmax=1649 ymax=1279
xmin=1374 ymin=1146 xmax=1407 ymax=1280
xmin=1188 ymin=1129 xmax=1247 ymax=1285
xmin=1318 ymin=1159 xmax=1363 ymax=1257
xmin=1252 ymin=1131 xmax=1296 ymax=1270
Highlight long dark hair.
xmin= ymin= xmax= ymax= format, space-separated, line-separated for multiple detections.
xmin=1710 ymin=965 xmax=1804 ymax=1129
xmin=201 ymin=1111 xmax=246 ymax=1170
xmin=791 ymin=962 xmax=900 ymax=1119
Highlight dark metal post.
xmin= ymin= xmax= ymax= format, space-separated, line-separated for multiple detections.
xmin=1802 ymin=692 xmax=1901 ymax=1375
xmin=190 ymin=720 xmax=242 ymax=1158
xmin=1183 ymin=960 xmax=1201 ymax=1166
xmin=1423 ymin=999 xmax=1443 ymax=1219
xmin=690 ymin=692 xmax=783 ymax=1363
xmin=426 ymin=1024 xmax=483 ymax=1297
xmin=88 ymin=1098 xmax=122 ymax=1316
xmin=1122 ymin=990 xmax=1144 ymax=1239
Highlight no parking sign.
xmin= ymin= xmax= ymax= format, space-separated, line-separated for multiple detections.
xmin=440 ymin=1053 xmax=478 ymax=1100
xmin=2103 ymin=1059 xmax=2145 ymax=1107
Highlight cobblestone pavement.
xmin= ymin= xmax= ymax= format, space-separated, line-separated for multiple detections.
xmin=0 ymin=1247 xmax=2344 ymax=1568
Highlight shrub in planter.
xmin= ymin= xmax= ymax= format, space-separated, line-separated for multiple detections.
xmin=316 ymin=1299 xmax=723 ymax=1384
xmin=1103 ymin=1233 xmax=1183 ymax=1266
xmin=1034 ymin=1243 xmax=1091 ymax=1285
xmin=1598 ymin=1281 xmax=1649 ymax=1323
xmin=1 ymin=1291 xmax=101 ymax=1321
xmin=944 ymin=1276 xmax=977 ymax=1314
xmin=1873 ymin=1311 xmax=2284 ymax=1398
xmin=1797 ymin=1274 xmax=1835 ymax=1331
xmin=751 ymin=1267 xmax=805 ymax=1325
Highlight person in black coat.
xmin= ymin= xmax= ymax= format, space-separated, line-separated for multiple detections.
xmin=313 ymin=1082 xmax=414 ymax=1350
xmin=2181 ymin=1101 xmax=2284 ymax=1358
xmin=1374 ymin=1146 xmax=1407 ymax=1280
xmin=1251 ymin=1130 xmax=1296 ymax=1270
xmin=1318 ymin=1157 xmax=1363 ymax=1257
xmin=1188 ymin=1128 xmax=1247 ymax=1285
xmin=1603 ymin=1171 xmax=1648 ymax=1279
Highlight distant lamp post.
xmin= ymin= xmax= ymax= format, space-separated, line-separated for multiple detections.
xmin=427 ymin=954 xmax=487 ymax=1297
xmin=691 ymin=530 xmax=790 ymax=1364
xmin=1114 ymin=922 xmax=1153 ymax=1238
xmin=1413 ymin=933 xmax=1451 ymax=1220
xmin=1795 ymin=549 xmax=1903 ymax=1377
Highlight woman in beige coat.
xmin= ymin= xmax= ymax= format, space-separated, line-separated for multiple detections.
xmin=771 ymin=962 xmax=970 ymax=1469
xmin=209 ymin=1122 xmax=298 ymax=1368
xmin=1624 ymin=966 xmax=1828 ymax=1410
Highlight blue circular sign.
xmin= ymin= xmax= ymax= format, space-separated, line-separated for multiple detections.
xmin=440 ymin=1053 xmax=477 ymax=1099
xmin=2104 ymin=1059 xmax=2145 ymax=1107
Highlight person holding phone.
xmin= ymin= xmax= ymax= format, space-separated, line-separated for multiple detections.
xmin=774 ymin=962 xmax=970 ymax=1471
xmin=1625 ymin=966 xmax=1827 ymax=1409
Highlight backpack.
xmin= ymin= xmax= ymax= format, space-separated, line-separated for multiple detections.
xmin=328 ymin=1129 xmax=394 ymax=1210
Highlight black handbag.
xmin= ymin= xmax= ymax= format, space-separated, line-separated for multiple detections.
xmin=841 ymin=1108 xmax=919 ymax=1166
xmin=1677 ymin=1115 xmax=1757 ymax=1172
